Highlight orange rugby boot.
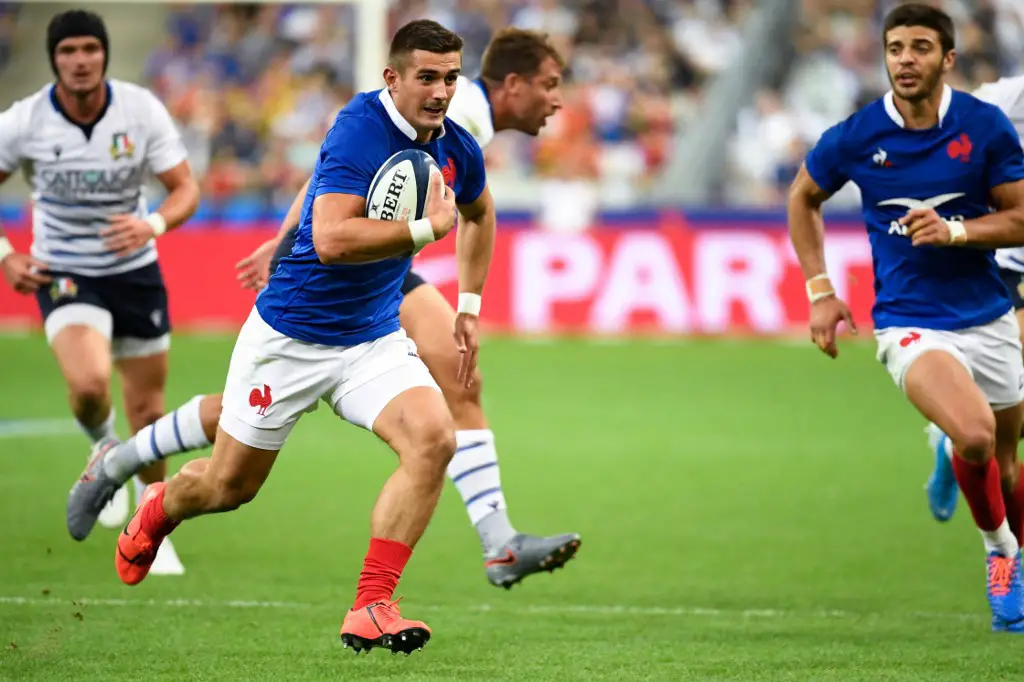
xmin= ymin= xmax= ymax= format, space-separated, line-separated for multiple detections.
xmin=115 ymin=482 xmax=177 ymax=585
xmin=340 ymin=599 xmax=431 ymax=655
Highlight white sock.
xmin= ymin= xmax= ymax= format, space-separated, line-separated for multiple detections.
xmin=448 ymin=429 xmax=516 ymax=552
xmin=78 ymin=409 xmax=116 ymax=444
xmin=102 ymin=396 xmax=211 ymax=483
xmin=982 ymin=518 xmax=1020 ymax=557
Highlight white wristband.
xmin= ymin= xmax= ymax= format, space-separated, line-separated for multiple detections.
xmin=0 ymin=237 xmax=13 ymax=264
xmin=805 ymin=273 xmax=833 ymax=302
xmin=458 ymin=292 xmax=482 ymax=316
xmin=145 ymin=213 xmax=167 ymax=237
xmin=408 ymin=218 xmax=435 ymax=254
xmin=945 ymin=219 xmax=967 ymax=245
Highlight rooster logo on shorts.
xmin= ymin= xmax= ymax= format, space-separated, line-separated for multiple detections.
xmin=249 ymin=384 xmax=272 ymax=416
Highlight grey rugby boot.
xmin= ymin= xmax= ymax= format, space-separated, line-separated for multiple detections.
xmin=67 ymin=438 xmax=125 ymax=541
xmin=485 ymin=532 xmax=582 ymax=589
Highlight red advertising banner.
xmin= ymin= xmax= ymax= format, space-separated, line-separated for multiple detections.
xmin=0 ymin=222 xmax=876 ymax=335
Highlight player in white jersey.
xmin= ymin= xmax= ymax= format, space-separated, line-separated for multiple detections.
xmin=923 ymin=74 xmax=1024 ymax=523
xmin=0 ymin=11 xmax=200 ymax=571
xmin=68 ymin=28 xmax=580 ymax=589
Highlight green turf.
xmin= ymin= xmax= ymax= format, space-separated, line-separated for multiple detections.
xmin=0 ymin=332 xmax=1016 ymax=680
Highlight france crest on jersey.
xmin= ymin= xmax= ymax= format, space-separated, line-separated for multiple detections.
xmin=805 ymin=84 xmax=1024 ymax=330
xmin=256 ymin=89 xmax=487 ymax=346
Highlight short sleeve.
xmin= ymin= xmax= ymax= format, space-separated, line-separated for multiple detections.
xmin=804 ymin=122 xmax=850 ymax=195
xmin=314 ymin=115 xmax=389 ymax=198
xmin=143 ymin=90 xmax=189 ymax=174
xmin=985 ymin=107 xmax=1024 ymax=189
xmin=0 ymin=101 xmax=25 ymax=173
xmin=455 ymin=135 xmax=486 ymax=206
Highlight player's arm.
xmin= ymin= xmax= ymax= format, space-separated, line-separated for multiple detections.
xmin=906 ymin=110 xmax=1024 ymax=248
xmin=0 ymin=104 xmax=52 ymax=294
xmin=955 ymin=180 xmax=1024 ymax=248
xmin=104 ymin=91 xmax=200 ymax=256
xmin=235 ymin=177 xmax=312 ymax=289
xmin=787 ymin=164 xmax=834 ymax=294
xmin=311 ymin=116 xmax=456 ymax=264
xmin=278 ymin=177 xmax=310 ymax=239
xmin=455 ymin=184 xmax=496 ymax=306
xmin=787 ymin=123 xmax=857 ymax=358
xmin=313 ymin=172 xmax=455 ymax=264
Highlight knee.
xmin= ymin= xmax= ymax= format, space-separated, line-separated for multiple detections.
xmin=67 ymin=373 xmax=109 ymax=408
xmin=124 ymin=398 xmax=165 ymax=432
xmin=410 ymin=420 xmax=457 ymax=476
xmin=952 ymin=416 xmax=996 ymax=461
xmin=209 ymin=473 xmax=262 ymax=512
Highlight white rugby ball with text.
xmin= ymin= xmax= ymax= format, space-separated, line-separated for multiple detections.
xmin=366 ymin=149 xmax=441 ymax=223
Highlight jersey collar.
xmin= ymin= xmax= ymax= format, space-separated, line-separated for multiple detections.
xmin=378 ymin=88 xmax=447 ymax=142
xmin=49 ymin=80 xmax=113 ymax=141
xmin=883 ymin=83 xmax=953 ymax=128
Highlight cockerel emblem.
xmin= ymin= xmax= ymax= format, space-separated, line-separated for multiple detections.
xmin=249 ymin=384 xmax=272 ymax=416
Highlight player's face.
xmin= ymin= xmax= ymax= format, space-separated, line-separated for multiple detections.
xmin=884 ymin=26 xmax=954 ymax=102
xmin=53 ymin=36 xmax=105 ymax=96
xmin=387 ymin=50 xmax=461 ymax=136
xmin=509 ymin=56 xmax=564 ymax=136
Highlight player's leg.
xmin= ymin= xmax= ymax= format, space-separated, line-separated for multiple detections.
xmin=112 ymin=349 xmax=190 ymax=575
xmin=116 ymin=429 xmax=279 ymax=585
xmin=881 ymin=326 xmax=1024 ymax=626
xmin=36 ymin=280 xmax=129 ymax=528
xmin=68 ymin=393 xmax=220 ymax=540
xmin=113 ymin=307 xmax=322 ymax=585
xmin=924 ymin=272 xmax=1024 ymax=520
xmin=331 ymin=331 xmax=453 ymax=654
xmin=113 ymin=352 xmax=168 ymax=487
xmin=399 ymin=273 xmax=581 ymax=588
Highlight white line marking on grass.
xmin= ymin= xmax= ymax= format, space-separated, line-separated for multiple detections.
xmin=0 ymin=418 xmax=80 ymax=440
xmin=0 ymin=596 xmax=984 ymax=622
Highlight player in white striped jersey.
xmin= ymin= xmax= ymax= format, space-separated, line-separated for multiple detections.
xmin=922 ymin=74 xmax=1024 ymax=523
xmin=0 ymin=11 xmax=200 ymax=571
xmin=69 ymin=28 xmax=582 ymax=590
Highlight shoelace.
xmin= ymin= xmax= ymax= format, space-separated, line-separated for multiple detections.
xmin=989 ymin=555 xmax=1016 ymax=597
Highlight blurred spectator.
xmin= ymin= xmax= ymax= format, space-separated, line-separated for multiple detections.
xmin=728 ymin=0 xmax=1024 ymax=207
xmin=142 ymin=0 xmax=745 ymax=219
xmin=0 ymin=4 xmax=20 ymax=73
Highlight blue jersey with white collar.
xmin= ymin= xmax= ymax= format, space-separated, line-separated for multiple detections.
xmin=256 ymin=89 xmax=487 ymax=346
xmin=805 ymin=85 xmax=1024 ymax=330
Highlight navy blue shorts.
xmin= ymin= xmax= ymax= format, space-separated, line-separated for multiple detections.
xmin=270 ymin=225 xmax=428 ymax=296
xmin=34 ymin=261 xmax=171 ymax=340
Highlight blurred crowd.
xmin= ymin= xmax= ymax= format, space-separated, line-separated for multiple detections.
xmin=729 ymin=0 xmax=1024 ymax=206
xmin=142 ymin=0 xmax=751 ymax=218
xmin=5 ymin=1 xmax=1019 ymax=216
xmin=0 ymin=3 xmax=18 ymax=73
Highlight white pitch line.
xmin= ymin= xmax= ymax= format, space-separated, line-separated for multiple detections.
xmin=0 ymin=418 xmax=80 ymax=440
xmin=0 ymin=596 xmax=985 ymax=622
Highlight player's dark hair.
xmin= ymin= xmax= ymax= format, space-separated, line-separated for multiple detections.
xmin=883 ymin=3 xmax=955 ymax=54
xmin=47 ymin=10 xmax=109 ymax=76
xmin=388 ymin=20 xmax=463 ymax=71
xmin=480 ymin=28 xmax=564 ymax=83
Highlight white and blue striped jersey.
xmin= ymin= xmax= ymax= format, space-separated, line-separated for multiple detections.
xmin=974 ymin=76 xmax=1024 ymax=274
xmin=0 ymin=79 xmax=188 ymax=277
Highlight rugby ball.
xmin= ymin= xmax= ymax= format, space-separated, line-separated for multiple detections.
xmin=366 ymin=149 xmax=441 ymax=223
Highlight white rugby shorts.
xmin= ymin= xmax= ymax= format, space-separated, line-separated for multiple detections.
xmin=874 ymin=310 xmax=1024 ymax=410
xmin=219 ymin=307 xmax=440 ymax=450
